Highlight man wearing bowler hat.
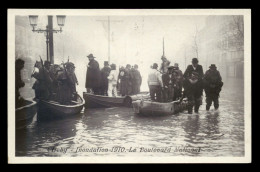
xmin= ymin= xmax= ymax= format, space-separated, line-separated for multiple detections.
xmin=183 ymin=58 xmax=204 ymax=113
xmin=203 ymin=64 xmax=223 ymax=111
xmin=85 ymin=54 xmax=101 ymax=95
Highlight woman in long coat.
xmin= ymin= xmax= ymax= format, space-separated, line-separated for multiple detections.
xmin=85 ymin=54 xmax=101 ymax=95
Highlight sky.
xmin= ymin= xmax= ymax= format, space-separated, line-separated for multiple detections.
xmin=35 ymin=15 xmax=208 ymax=92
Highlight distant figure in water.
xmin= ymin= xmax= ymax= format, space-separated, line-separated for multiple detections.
xmin=85 ymin=54 xmax=101 ymax=95
xmin=15 ymin=58 xmax=25 ymax=108
xmin=107 ymin=64 xmax=118 ymax=97
xmin=203 ymin=64 xmax=223 ymax=111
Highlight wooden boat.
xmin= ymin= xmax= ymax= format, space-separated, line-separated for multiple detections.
xmin=132 ymin=98 xmax=189 ymax=116
xmin=16 ymin=99 xmax=37 ymax=130
xmin=38 ymin=94 xmax=84 ymax=119
xmin=83 ymin=92 xmax=150 ymax=108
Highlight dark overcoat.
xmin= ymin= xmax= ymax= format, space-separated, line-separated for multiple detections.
xmin=203 ymin=69 xmax=223 ymax=95
xmin=85 ymin=59 xmax=101 ymax=89
xmin=183 ymin=65 xmax=204 ymax=80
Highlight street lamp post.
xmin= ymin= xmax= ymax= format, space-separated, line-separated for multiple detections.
xmin=29 ymin=15 xmax=66 ymax=64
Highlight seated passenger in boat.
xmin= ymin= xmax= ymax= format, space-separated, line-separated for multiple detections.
xmin=107 ymin=63 xmax=118 ymax=97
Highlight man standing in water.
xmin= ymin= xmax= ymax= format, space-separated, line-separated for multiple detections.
xmin=85 ymin=54 xmax=101 ymax=95
xmin=203 ymin=64 xmax=223 ymax=111
xmin=183 ymin=71 xmax=203 ymax=114
xmin=183 ymin=58 xmax=204 ymax=114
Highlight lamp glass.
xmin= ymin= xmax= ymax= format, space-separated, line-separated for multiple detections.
xmin=57 ymin=15 xmax=66 ymax=26
xmin=29 ymin=15 xmax=38 ymax=26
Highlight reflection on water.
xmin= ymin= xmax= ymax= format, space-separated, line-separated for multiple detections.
xmin=16 ymin=78 xmax=244 ymax=157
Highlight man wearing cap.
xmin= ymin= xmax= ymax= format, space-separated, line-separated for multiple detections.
xmin=162 ymin=66 xmax=175 ymax=102
xmin=203 ymin=64 xmax=223 ymax=111
xmin=85 ymin=54 xmax=101 ymax=95
xmin=132 ymin=64 xmax=142 ymax=95
xmin=100 ymin=61 xmax=111 ymax=96
xmin=183 ymin=71 xmax=203 ymax=114
xmin=172 ymin=63 xmax=183 ymax=100
xmin=148 ymin=63 xmax=163 ymax=102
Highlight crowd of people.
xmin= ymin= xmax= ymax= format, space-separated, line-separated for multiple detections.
xmin=31 ymin=59 xmax=79 ymax=105
xmin=15 ymin=53 xmax=223 ymax=113
xmin=85 ymin=54 xmax=142 ymax=97
xmin=147 ymin=56 xmax=223 ymax=114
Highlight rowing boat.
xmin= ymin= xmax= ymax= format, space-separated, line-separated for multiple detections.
xmin=132 ymin=99 xmax=188 ymax=116
xmin=83 ymin=92 xmax=150 ymax=108
xmin=16 ymin=99 xmax=37 ymax=130
xmin=38 ymin=94 xmax=84 ymax=119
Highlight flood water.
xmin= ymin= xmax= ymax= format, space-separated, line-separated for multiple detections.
xmin=16 ymin=78 xmax=245 ymax=157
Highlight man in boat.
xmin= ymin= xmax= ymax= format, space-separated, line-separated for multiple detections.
xmin=183 ymin=71 xmax=203 ymax=114
xmin=203 ymin=64 xmax=223 ymax=111
xmin=172 ymin=63 xmax=184 ymax=101
xmin=107 ymin=64 xmax=119 ymax=97
xmin=31 ymin=60 xmax=53 ymax=100
xmin=85 ymin=54 xmax=101 ymax=95
xmin=148 ymin=63 xmax=163 ymax=102
xmin=56 ymin=64 xmax=71 ymax=105
xmin=66 ymin=62 xmax=79 ymax=101
xmin=160 ymin=55 xmax=171 ymax=74
xmin=125 ymin=64 xmax=133 ymax=95
xmin=132 ymin=64 xmax=142 ymax=95
xmin=15 ymin=58 xmax=25 ymax=107
xmin=49 ymin=64 xmax=63 ymax=101
xmin=119 ymin=64 xmax=132 ymax=96
xmin=162 ymin=66 xmax=175 ymax=102
xmin=100 ymin=61 xmax=111 ymax=96
xmin=44 ymin=61 xmax=53 ymax=98
xmin=117 ymin=66 xmax=124 ymax=94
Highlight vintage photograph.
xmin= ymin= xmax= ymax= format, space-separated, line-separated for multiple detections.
xmin=8 ymin=9 xmax=251 ymax=163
